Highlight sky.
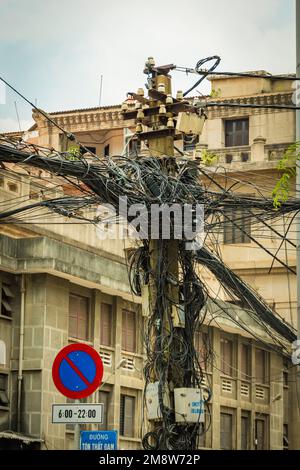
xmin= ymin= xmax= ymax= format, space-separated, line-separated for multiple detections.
xmin=0 ymin=0 xmax=296 ymax=132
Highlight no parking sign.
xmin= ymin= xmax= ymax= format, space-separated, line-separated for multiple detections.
xmin=52 ymin=343 xmax=104 ymax=399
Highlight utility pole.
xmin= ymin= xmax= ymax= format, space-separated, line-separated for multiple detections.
xmin=122 ymin=59 xmax=205 ymax=450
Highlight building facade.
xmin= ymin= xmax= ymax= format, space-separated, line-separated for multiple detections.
xmin=0 ymin=72 xmax=298 ymax=450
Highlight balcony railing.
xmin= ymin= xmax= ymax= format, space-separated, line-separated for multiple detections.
xmin=265 ymin=143 xmax=290 ymax=162
xmin=208 ymin=146 xmax=251 ymax=165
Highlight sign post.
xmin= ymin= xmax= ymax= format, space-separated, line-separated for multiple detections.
xmin=52 ymin=343 xmax=104 ymax=450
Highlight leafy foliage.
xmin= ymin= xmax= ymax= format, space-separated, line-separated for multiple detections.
xmin=201 ymin=148 xmax=218 ymax=166
xmin=64 ymin=145 xmax=81 ymax=161
xmin=272 ymin=142 xmax=300 ymax=208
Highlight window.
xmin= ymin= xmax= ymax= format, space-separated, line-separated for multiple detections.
xmin=99 ymin=391 xmax=110 ymax=430
xmin=194 ymin=330 xmax=208 ymax=369
xmin=255 ymin=415 xmax=268 ymax=450
xmin=120 ymin=395 xmax=135 ymax=437
xmin=80 ymin=146 xmax=96 ymax=156
xmin=100 ymin=303 xmax=112 ymax=347
xmin=220 ymin=412 xmax=233 ymax=450
xmin=122 ymin=310 xmax=136 ymax=352
xmin=220 ymin=338 xmax=233 ymax=377
xmin=1 ymin=283 xmax=14 ymax=318
xmin=255 ymin=349 xmax=269 ymax=384
xmin=104 ymin=145 xmax=110 ymax=157
xmin=223 ymin=207 xmax=251 ymax=244
xmin=0 ymin=373 xmax=9 ymax=406
xmin=241 ymin=344 xmax=251 ymax=380
xmin=69 ymin=294 xmax=89 ymax=340
xmin=225 ymin=154 xmax=233 ymax=164
xmin=124 ymin=128 xmax=141 ymax=157
xmin=241 ymin=411 xmax=250 ymax=450
xmin=7 ymin=182 xmax=18 ymax=193
xmin=127 ymin=138 xmax=141 ymax=157
xmin=183 ymin=134 xmax=199 ymax=151
xmin=225 ymin=118 xmax=249 ymax=147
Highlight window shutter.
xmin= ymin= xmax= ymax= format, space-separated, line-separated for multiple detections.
xmin=221 ymin=338 xmax=233 ymax=376
xmin=195 ymin=331 xmax=207 ymax=368
xmin=225 ymin=119 xmax=249 ymax=147
xmin=100 ymin=303 xmax=112 ymax=346
xmin=220 ymin=413 xmax=232 ymax=449
xmin=255 ymin=419 xmax=265 ymax=450
xmin=122 ymin=311 xmax=127 ymax=351
xmin=255 ymin=349 xmax=267 ymax=383
xmin=241 ymin=415 xmax=249 ymax=449
xmin=122 ymin=310 xmax=136 ymax=352
xmin=241 ymin=344 xmax=251 ymax=380
xmin=69 ymin=294 xmax=89 ymax=340
xmin=120 ymin=395 xmax=125 ymax=435
xmin=123 ymin=396 xmax=134 ymax=437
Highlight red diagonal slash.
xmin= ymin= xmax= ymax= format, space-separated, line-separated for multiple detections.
xmin=63 ymin=354 xmax=91 ymax=387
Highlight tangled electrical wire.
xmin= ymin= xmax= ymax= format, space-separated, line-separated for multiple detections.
xmin=0 ymin=135 xmax=298 ymax=449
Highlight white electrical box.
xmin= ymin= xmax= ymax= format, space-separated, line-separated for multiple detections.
xmin=174 ymin=388 xmax=205 ymax=423
xmin=145 ymin=381 xmax=170 ymax=421
xmin=176 ymin=112 xmax=205 ymax=136
xmin=141 ymin=285 xmax=150 ymax=317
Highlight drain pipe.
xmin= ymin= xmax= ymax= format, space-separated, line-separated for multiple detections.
xmin=17 ymin=274 xmax=25 ymax=433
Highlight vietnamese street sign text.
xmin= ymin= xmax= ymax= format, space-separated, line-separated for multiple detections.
xmin=52 ymin=403 xmax=104 ymax=423
xmin=80 ymin=430 xmax=118 ymax=450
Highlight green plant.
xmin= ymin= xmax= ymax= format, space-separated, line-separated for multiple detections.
xmin=210 ymin=88 xmax=222 ymax=99
xmin=272 ymin=142 xmax=300 ymax=208
xmin=64 ymin=145 xmax=81 ymax=161
xmin=201 ymin=149 xmax=218 ymax=166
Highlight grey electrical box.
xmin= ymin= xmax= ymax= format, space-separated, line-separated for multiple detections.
xmin=174 ymin=387 xmax=205 ymax=423
xmin=176 ymin=112 xmax=205 ymax=135
xmin=145 ymin=381 xmax=170 ymax=421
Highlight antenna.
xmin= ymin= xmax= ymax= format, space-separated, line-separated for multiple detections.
xmin=99 ymin=75 xmax=103 ymax=107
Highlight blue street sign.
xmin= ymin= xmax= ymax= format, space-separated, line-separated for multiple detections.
xmin=80 ymin=430 xmax=118 ymax=450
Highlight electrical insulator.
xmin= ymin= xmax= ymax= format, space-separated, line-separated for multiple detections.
xmin=159 ymin=104 xmax=166 ymax=115
xmin=145 ymin=57 xmax=155 ymax=68
xmin=176 ymin=90 xmax=183 ymax=100
xmin=142 ymin=103 xmax=149 ymax=109
xmin=166 ymin=94 xmax=173 ymax=105
xmin=135 ymin=101 xmax=141 ymax=109
xmin=137 ymin=88 xmax=144 ymax=96
xmin=121 ymin=102 xmax=128 ymax=111
xmin=167 ymin=117 xmax=174 ymax=128
xmin=158 ymin=83 xmax=166 ymax=94
xmin=136 ymin=123 xmax=142 ymax=133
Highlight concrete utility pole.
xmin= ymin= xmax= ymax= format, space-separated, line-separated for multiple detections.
xmin=122 ymin=59 xmax=205 ymax=449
